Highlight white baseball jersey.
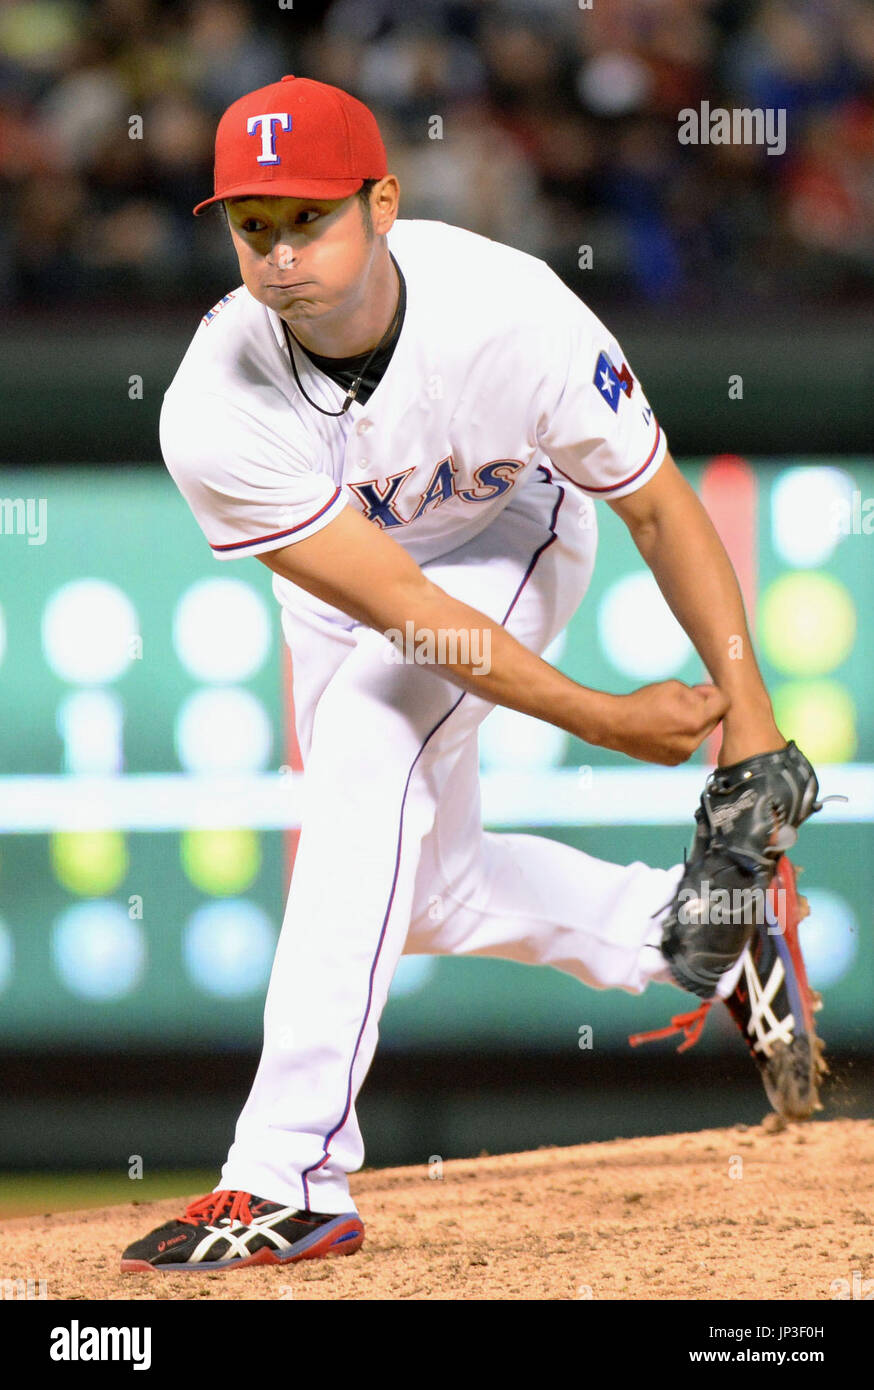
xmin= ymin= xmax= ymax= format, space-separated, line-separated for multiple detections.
xmin=160 ymin=218 xmax=666 ymax=616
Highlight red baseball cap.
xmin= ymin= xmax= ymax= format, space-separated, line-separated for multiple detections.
xmin=193 ymin=74 xmax=387 ymax=215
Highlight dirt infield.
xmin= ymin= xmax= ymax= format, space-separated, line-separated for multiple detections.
xmin=3 ymin=1118 xmax=872 ymax=1301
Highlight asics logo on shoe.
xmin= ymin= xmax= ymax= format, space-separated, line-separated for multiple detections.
xmin=157 ymin=1234 xmax=188 ymax=1252
xmin=741 ymin=954 xmax=794 ymax=1057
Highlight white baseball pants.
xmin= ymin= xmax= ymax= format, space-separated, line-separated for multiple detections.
xmin=218 ymin=472 xmax=692 ymax=1213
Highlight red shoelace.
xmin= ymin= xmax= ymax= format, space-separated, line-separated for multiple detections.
xmin=178 ymin=1190 xmax=255 ymax=1227
xmin=628 ymin=1001 xmax=713 ymax=1054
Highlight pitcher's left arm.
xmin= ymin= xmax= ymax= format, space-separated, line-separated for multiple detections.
xmin=607 ymin=450 xmax=784 ymax=766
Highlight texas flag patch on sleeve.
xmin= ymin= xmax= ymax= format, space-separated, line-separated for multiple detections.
xmin=593 ymin=350 xmax=635 ymax=412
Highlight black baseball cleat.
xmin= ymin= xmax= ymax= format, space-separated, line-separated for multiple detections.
xmin=659 ymin=741 xmax=821 ymax=999
xmin=631 ymin=857 xmax=828 ymax=1120
xmin=121 ymin=1189 xmax=364 ymax=1273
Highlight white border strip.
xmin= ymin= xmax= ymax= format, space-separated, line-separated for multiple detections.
xmin=0 ymin=766 xmax=868 ymax=833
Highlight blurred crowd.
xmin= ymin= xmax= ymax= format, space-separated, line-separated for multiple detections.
xmin=1 ymin=0 xmax=873 ymax=312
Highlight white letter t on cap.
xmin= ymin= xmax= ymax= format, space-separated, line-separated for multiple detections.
xmin=247 ymin=113 xmax=293 ymax=165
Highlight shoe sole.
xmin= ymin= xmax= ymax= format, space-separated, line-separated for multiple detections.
xmin=761 ymin=1032 xmax=828 ymax=1121
xmin=120 ymin=1213 xmax=364 ymax=1274
xmin=758 ymin=858 xmax=828 ymax=1120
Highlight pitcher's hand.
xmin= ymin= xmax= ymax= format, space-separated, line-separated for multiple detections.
xmin=603 ymin=681 xmax=729 ymax=765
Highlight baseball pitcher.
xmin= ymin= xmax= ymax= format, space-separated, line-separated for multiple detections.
xmin=122 ymin=76 xmax=826 ymax=1275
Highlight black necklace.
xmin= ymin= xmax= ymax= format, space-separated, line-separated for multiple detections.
xmin=281 ymin=253 xmax=403 ymax=417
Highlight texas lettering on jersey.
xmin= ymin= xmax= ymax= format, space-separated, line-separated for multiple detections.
xmin=347 ymin=457 xmax=525 ymax=528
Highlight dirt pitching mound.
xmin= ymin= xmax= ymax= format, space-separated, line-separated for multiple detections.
xmin=3 ymin=1119 xmax=872 ymax=1301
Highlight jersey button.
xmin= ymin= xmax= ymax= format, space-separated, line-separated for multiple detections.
xmin=356 ymin=419 xmax=372 ymax=434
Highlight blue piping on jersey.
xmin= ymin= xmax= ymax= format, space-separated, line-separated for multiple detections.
xmin=549 ymin=421 xmax=662 ymax=495
xmin=300 ymin=472 xmax=566 ymax=1209
xmin=210 ymin=486 xmax=343 ymax=552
